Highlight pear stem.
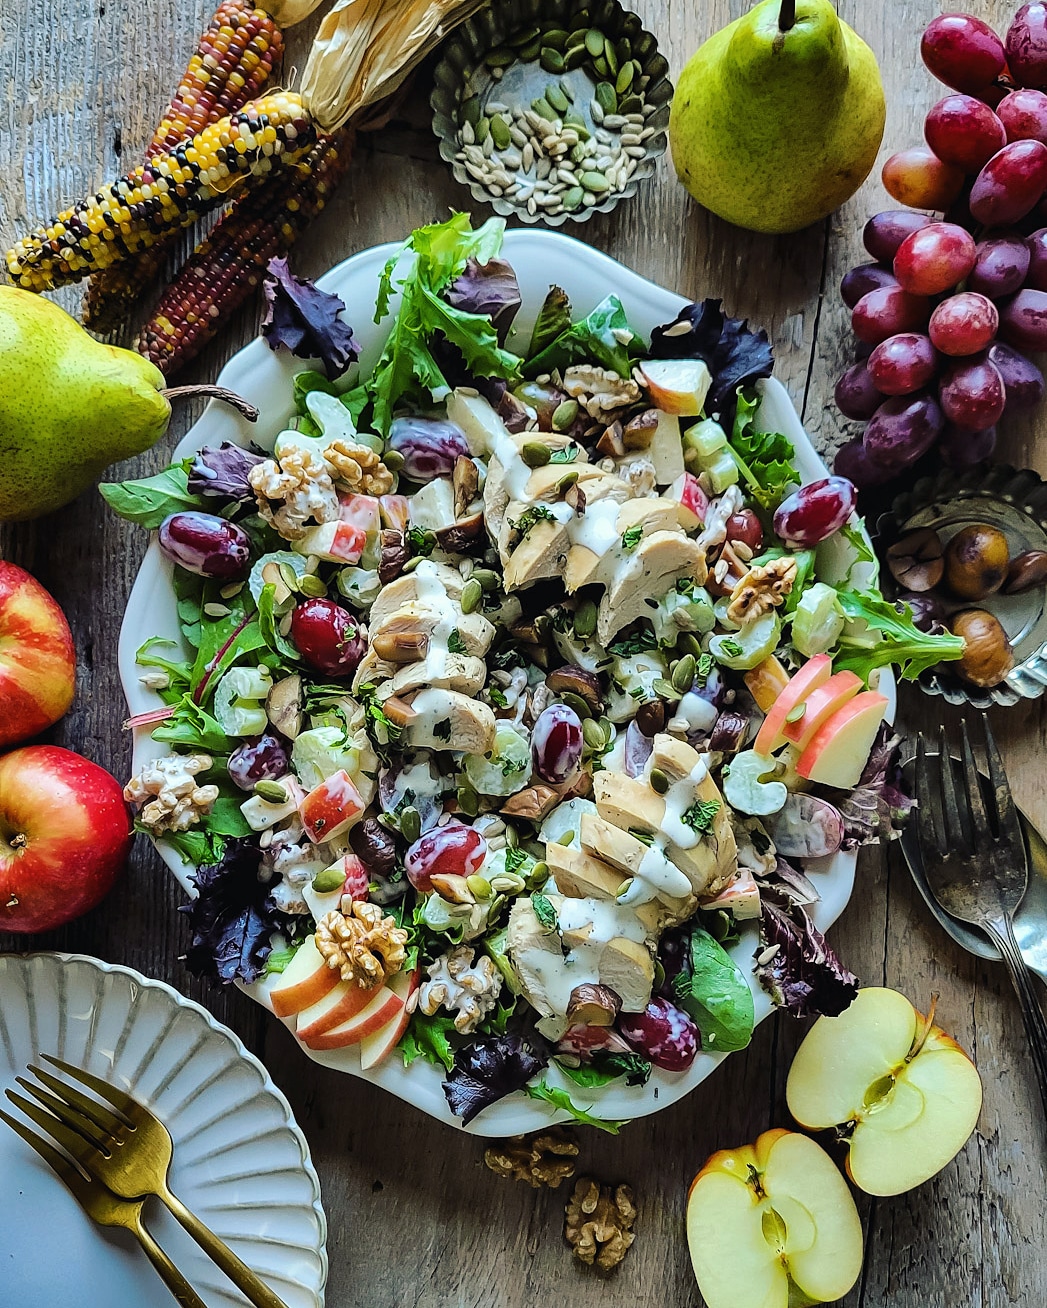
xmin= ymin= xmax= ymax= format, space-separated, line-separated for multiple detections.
xmin=161 ymin=385 xmax=259 ymax=423
xmin=779 ymin=0 xmax=796 ymax=31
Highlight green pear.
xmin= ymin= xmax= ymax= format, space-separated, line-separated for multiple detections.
xmin=670 ymin=0 xmax=885 ymax=234
xmin=0 ymin=287 xmax=255 ymax=522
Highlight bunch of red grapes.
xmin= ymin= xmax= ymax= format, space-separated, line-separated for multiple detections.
xmin=835 ymin=6 xmax=1047 ymax=488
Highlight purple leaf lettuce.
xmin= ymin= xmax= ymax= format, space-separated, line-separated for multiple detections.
xmin=262 ymin=256 xmax=359 ymax=380
xmin=442 ymin=1032 xmax=548 ymax=1124
xmin=182 ymin=837 xmax=285 ymax=984
xmin=755 ymin=901 xmax=859 ymax=1018
xmin=187 ymin=443 xmax=266 ymax=502
xmin=445 ymin=257 xmax=521 ymax=343
xmin=649 ymin=298 xmax=773 ymax=421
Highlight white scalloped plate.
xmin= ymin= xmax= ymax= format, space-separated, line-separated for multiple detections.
xmin=0 ymin=953 xmax=327 ymax=1307
xmin=119 ymin=231 xmax=895 ymax=1136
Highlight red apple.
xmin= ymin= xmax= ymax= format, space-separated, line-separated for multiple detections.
xmin=0 ymin=562 xmax=76 ymax=748
xmin=299 ymin=983 xmax=405 ymax=1051
xmin=0 ymin=745 xmax=131 ymax=933
xmin=299 ymin=769 xmax=365 ymax=844
xmin=753 ymin=655 xmax=833 ymax=756
xmin=269 ymin=934 xmax=341 ymax=1018
xmin=670 ymin=472 xmax=711 ymax=530
xmin=359 ymin=969 xmax=420 ymax=1070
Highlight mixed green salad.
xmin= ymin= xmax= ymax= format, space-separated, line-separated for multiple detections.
xmin=107 ymin=215 xmax=961 ymax=1130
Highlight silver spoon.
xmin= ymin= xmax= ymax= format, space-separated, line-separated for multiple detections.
xmin=898 ymin=749 xmax=1047 ymax=984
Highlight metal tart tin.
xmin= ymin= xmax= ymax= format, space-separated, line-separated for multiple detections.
xmin=431 ymin=0 xmax=671 ymax=226
xmin=877 ymin=463 xmax=1047 ymax=708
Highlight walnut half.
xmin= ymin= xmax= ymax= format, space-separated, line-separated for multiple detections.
xmin=726 ymin=555 xmax=798 ymax=625
xmin=315 ymin=902 xmax=408 ymax=989
xmin=565 ymin=1177 xmax=637 ymax=1270
xmin=483 ymin=1127 xmax=579 ymax=1188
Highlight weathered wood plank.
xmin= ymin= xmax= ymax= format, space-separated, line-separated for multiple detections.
xmin=2 ymin=2 xmax=1046 ymax=1306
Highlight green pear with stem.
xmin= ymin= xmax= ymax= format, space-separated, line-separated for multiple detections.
xmin=670 ymin=0 xmax=885 ymax=234
xmin=0 ymin=286 xmax=256 ymax=522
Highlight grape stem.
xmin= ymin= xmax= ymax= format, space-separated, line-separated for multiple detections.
xmin=778 ymin=0 xmax=797 ymax=31
xmin=162 ymin=385 xmax=260 ymax=423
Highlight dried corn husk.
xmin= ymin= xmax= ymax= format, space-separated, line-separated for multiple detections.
xmin=265 ymin=0 xmax=327 ymax=24
xmin=301 ymin=0 xmax=487 ymax=131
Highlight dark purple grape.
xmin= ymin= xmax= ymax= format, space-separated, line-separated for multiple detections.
xmin=531 ymin=704 xmax=583 ymax=785
xmin=388 ymin=417 xmax=470 ymax=480
xmin=158 ymin=512 xmax=251 ymax=580
xmin=834 ymin=361 xmax=885 ymax=419
xmin=863 ymin=393 xmax=945 ymax=470
xmin=618 ymin=997 xmax=698 ymax=1071
xmin=967 ymin=234 xmax=1031 ymax=296
xmin=1000 ymin=288 xmax=1047 ymax=350
xmin=867 ymin=333 xmax=938 ymax=394
xmin=773 ymin=477 xmax=858 ymax=548
xmin=834 ymin=438 xmax=898 ymax=489
xmin=988 ymin=341 xmax=1046 ymax=410
xmin=998 ymin=88 xmax=1047 ymax=144
xmin=1025 ymin=227 xmax=1047 ymax=288
xmin=939 ymin=357 xmax=1007 ymax=429
xmin=290 ymin=598 xmax=366 ymax=677
xmin=227 ymin=734 xmax=290 ymax=791
xmin=969 ymin=140 xmax=1047 ymax=227
xmin=349 ymin=817 xmax=398 ymax=875
xmin=841 ymin=264 xmax=900 ymax=309
xmin=939 ymin=422 xmax=998 ymax=467
xmin=862 ymin=211 xmax=932 ymax=263
xmin=656 ymin=928 xmax=690 ymax=994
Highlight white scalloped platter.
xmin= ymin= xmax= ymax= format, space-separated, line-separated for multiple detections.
xmin=119 ymin=231 xmax=895 ymax=1136
xmin=0 ymin=953 xmax=327 ymax=1307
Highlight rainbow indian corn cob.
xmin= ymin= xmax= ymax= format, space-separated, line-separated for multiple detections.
xmin=149 ymin=0 xmax=284 ymax=158
xmin=5 ymin=92 xmax=314 ymax=293
xmin=138 ymin=129 xmax=354 ymax=377
xmin=83 ymin=0 xmax=284 ymax=330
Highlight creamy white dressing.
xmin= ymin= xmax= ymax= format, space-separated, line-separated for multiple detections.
xmin=528 ymin=895 xmax=650 ymax=1016
xmin=669 ymin=691 xmax=719 ymax=736
xmin=619 ymin=843 xmax=693 ymax=905
xmin=658 ymin=759 xmax=711 ymax=850
xmin=567 ymin=497 xmax=622 ymax=578
xmin=412 ymin=559 xmax=458 ymax=678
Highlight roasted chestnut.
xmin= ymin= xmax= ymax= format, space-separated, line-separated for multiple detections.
xmin=886 ymin=527 xmax=944 ymax=592
xmin=950 ymin=609 xmax=1015 ymax=688
xmin=547 ymin=665 xmax=604 ymax=716
xmin=943 ymin=523 xmax=1010 ymax=601
xmin=349 ymin=817 xmax=398 ymax=876
xmin=1004 ymin=549 xmax=1047 ymax=595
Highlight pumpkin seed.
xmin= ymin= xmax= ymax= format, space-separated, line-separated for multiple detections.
xmin=616 ymin=37 xmax=633 ymax=66
xmin=461 ymin=577 xmax=483 ymax=614
xmin=542 ymin=27 xmax=569 ymax=49
xmin=490 ymin=114 xmax=511 ymax=149
xmin=564 ymin=43 xmax=588 ymax=70
xmin=298 ymin=573 xmax=328 ymax=598
xmin=551 ymin=398 xmax=579 ymax=430
xmin=311 ymin=866 xmax=346 ymax=893
xmin=786 ymin=703 xmax=807 ymax=724
xmin=619 ymin=93 xmax=644 ymax=115
xmin=254 ymin=780 xmax=288 ymax=803
xmin=593 ymin=54 xmax=609 ymax=77
xmin=457 ymin=784 xmax=480 ymax=817
xmin=383 ymin=448 xmax=404 ymax=472
xmin=518 ymin=36 xmax=542 ymax=60
xmin=560 ymin=691 xmax=593 ymax=721
xmin=654 ymin=678 xmax=679 ymax=701
xmin=579 ymin=169 xmax=609 ymax=192
xmin=679 ymin=633 xmax=704 ymax=658
xmin=649 ymin=767 xmax=669 ymax=795
xmin=541 ymin=47 xmax=566 ymax=74
xmin=616 ymin=879 xmax=634 ymax=900
xmin=595 ymin=81 xmax=618 ymax=115
xmin=462 ymin=96 xmax=481 ymax=126
xmin=573 ymin=597 xmax=598 ymax=638
xmin=672 ymin=653 xmax=697 ymax=694
xmin=522 ymin=440 xmax=552 ymax=467
xmin=475 ymin=116 xmax=490 ymax=144
xmin=485 ymin=46 xmax=515 ymax=67
xmin=582 ymin=718 xmax=606 ymax=752
xmin=557 ymin=470 xmax=580 ymax=492
xmin=559 ymin=79 xmax=575 ymax=102
xmin=569 ymin=9 xmax=590 ymax=31
xmin=531 ymin=96 xmax=555 ymax=121
xmin=603 ymin=37 xmax=619 ymax=76
xmin=399 ymin=805 xmax=421 ymax=844
xmin=471 ymin=567 xmax=501 ymax=593
xmin=467 ymin=874 xmax=492 ymax=900
xmin=616 ymin=60 xmax=635 ymax=93
xmin=509 ymin=24 xmax=542 ymax=47
xmin=569 ymin=141 xmax=588 ymax=163
xmin=584 ymin=27 xmax=605 ymax=57
xmin=545 ymin=83 xmax=569 ymax=114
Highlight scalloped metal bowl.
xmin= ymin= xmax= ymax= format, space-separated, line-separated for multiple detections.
xmin=878 ymin=463 xmax=1047 ymax=708
xmin=431 ymin=0 xmax=671 ymax=226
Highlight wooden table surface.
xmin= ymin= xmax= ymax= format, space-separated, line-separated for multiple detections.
xmin=3 ymin=1 xmax=1047 ymax=1304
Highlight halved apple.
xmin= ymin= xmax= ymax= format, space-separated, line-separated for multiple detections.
xmin=795 ymin=691 xmax=888 ymax=789
xmin=787 ymin=987 xmax=982 ymax=1197
xmin=781 ymin=670 xmax=863 ymax=751
xmin=359 ymin=969 xmax=420 ymax=1071
xmin=687 ymin=1128 xmax=863 ymax=1308
xmin=269 ymin=935 xmax=340 ymax=1018
xmin=753 ymin=654 xmax=833 ymax=756
xmin=637 ymin=359 xmax=712 ymax=416
xmin=295 ymin=976 xmax=373 ymax=1043
xmin=300 ymin=984 xmax=405 ymax=1052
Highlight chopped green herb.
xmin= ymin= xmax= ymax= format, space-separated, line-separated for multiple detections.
xmin=695 ymin=652 xmax=715 ymax=686
xmin=682 ymin=799 xmax=720 ymax=835
xmin=488 ymin=686 xmax=509 ymax=709
xmin=531 ymin=892 xmax=558 ymax=931
xmin=504 ymin=846 xmax=527 ymax=876
xmin=509 ymin=504 xmax=555 ymax=539
xmin=447 ymin=627 xmax=467 ymax=655
xmin=549 ymin=446 xmax=579 ymax=464
xmin=629 ymin=828 xmax=654 ymax=846
xmin=719 ymin=637 xmax=744 ymax=659
xmin=406 ymin=525 xmax=436 ymax=557
xmin=607 ymin=628 xmax=658 ymax=657
xmin=621 ymin=525 xmax=643 ymax=551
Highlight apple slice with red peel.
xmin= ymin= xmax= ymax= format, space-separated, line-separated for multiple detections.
xmin=637 ymin=359 xmax=713 ymax=416
xmin=296 ymin=975 xmax=373 ymax=1043
xmin=753 ymin=655 xmax=833 ymax=756
xmin=781 ymin=670 xmax=863 ymax=751
xmin=269 ymin=935 xmax=340 ymax=1018
xmin=669 ymin=472 xmax=710 ymax=530
xmin=795 ymin=690 xmax=888 ymax=789
xmin=787 ymin=988 xmax=982 ymax=1197
xmin=299 ymin=769 xmax=366 ymax=844
xmin=301 ymin=984 xmax=405 ymax=1051
xmin=359 ymin=969 xmax=420 ymax=1071
xmin=687 ymin=1128 xmax=863 ymax=1308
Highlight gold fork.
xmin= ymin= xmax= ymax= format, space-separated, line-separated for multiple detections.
xmin=5 ymin=1056 xmax=288 ymax=1308
xmin=0 ymin=1104 xmax=207 ymax=1308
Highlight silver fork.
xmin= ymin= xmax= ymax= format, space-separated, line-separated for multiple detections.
xmin=914 ymin=715 xmax=1047 ymax=1117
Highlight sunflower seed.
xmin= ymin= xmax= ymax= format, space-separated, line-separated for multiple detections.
xmin=510 ymin=124 xmax=528 ymax=147
xmin=461 ymin=120 xmax=475 ymax=145
xmin=527 ymin=197 xmax=537 ymax=215
xmin=582 ymin=190 xmax=596 ymax=206
xmin=625 ymin=144 xmax=647 ymax=159
xmin=487 ymin=183 xmax=504 ymax=197
xmin=626 ymin=112 xmax=646 ymax=125
xmin=602 ymin=113 xmax=627 ymax=129
xmin=522 ymin=142 xmax=534 ymax=171
xmin=486 ymin=99 xmax=509 ymax=113
xmin=465 ymin=143 xmax=484 ymax=164
xmin=621 ymin=130 xmax=643 ymax=146
xmin=590 ymin=98 xmax=605 ymax=124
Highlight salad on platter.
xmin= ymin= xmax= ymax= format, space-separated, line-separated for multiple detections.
xmin=106 ymin=215 xmax=962 ymax=1131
